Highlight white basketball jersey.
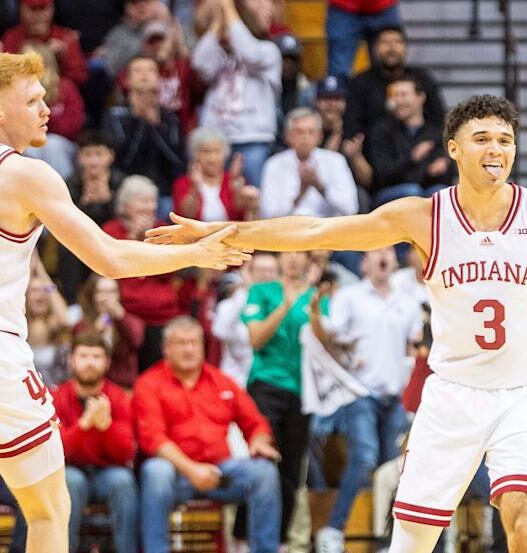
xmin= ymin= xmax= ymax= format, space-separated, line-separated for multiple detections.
xmin=424 ymin=184 xmax=527 ymax=389
xmin=0 ymin=145 xmax=43 ymax=342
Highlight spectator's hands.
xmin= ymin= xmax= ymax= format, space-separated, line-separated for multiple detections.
xmin=249 ymin=436 xmax=281 ymax=462
xmin=298 ymin=161 xmax=318 ymax=189
xmin=411 ymin=140 xmax=435 ymax=163
xmin=187 ymin=462 xmax=222 ymax=491
xmin=229 ymin=153 xmax=245 ymax=187
xmin=342 ymin=133 xmax=365 ymax=159
xmin=89 ymin=396 xmax=113 ymax=431
xmin=47 ymin=37 xmax=67 ymax=56
xmin=99 ymin=292 xmax=125 ymax=321
xmin=79 ymin=395 xmax=112 ymax=431
xmin=126 ymin=213 xmax=157 ymax=241
xmin=310 ymin=280 xmax=331 ymax=311
xmin=171 ymin=18 xmax=189 ymax=58
xmin=427 ymin=156 xmax=450 ymax=177
xmin=80 ymin=178 xmax=112 ymax=205
xmin=324 ymin=132 xmax=342 ymax=152
xmin=129 ymin=88 xmax=161 ymax=125
xmin=236 ymin=185 xmax=260 ymax=211
xmin=189 ymin=161 xmax=204 ymax=188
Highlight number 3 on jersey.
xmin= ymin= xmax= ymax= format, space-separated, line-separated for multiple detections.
xmin=473 ymin=299 xmax=506 ymax=350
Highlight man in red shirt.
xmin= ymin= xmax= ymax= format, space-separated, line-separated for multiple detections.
xmin=326 ymin=0 xmax=401 ymax=78
xmin=52 ymin=332 xmax=138 ymax=553
xmin=1 ymin=0 xmax=88 ymax=86
xmin=134 ymin=316 xmax=281 ymax=553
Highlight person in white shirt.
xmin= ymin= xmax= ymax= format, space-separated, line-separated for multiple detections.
xmin=212 ymin=252 xmax=280 ymax=387
xmin=312 ymin=247 xmax=422 ymax=553
xmin=260 ymin=108 xmax=359 ymax=218
xmin=390 ymin=245 xmax=429 ymax=306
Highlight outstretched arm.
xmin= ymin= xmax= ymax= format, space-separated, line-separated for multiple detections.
xmin=146 ymin=196 xmax=431 ymax=254
xmin=12 ymin=158 xmax=250 ymax=277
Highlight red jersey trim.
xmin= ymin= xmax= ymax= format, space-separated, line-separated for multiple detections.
xmin=422 ymin=192 xmax=441 ymax=281
xmin=0 ymin=225 xmax=41 ymax=243
xmin=500 ymin=184 xmax=522 ymax=234
xmin=450 ymin=186 xmax=475 ymax=235
xmin=0 ymin=329 xmax=20 ymax=337
xmin=393 ymin=501 xmax=453 ymax=527
xmin=0 ymin=149 xmax=16 ymax=166
xmin=490 ymin=474 xmax=527 ymax=503
xmin=490 ymin=484 xmax=527 ymax=503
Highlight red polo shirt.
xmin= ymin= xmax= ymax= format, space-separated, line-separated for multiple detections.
xmin=52 ymin=379 xmax=136 ymax=467
xmin=133 ymin=360 xmax=272 ymax=463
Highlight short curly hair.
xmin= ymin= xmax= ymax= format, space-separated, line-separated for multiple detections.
xmin=443 ymin=94 xmax=519 ymax=149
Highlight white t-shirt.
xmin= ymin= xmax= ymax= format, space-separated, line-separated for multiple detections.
xmin=327 ymin=279 xmax=423 ymax=396
xmin=198 ymin=183 xmax=229 ymax=222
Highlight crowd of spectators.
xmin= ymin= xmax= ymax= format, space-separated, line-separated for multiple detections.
xmin=0 ymin=0 xmax=480 ymax=552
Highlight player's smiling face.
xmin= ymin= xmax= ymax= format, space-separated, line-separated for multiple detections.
xmin=449 ymin=116 xmax=516 ymax=188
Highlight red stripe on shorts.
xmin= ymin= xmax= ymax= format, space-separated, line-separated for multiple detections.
xmin=0 ymin=431 xmax=52 ymax=458
xmin=0 ymin=419 xmax=51 ymax=450
xmin=393 ymin=501 xmax=454 ymax=517
xmin=393 ymin=512 xmax=451 ymax=527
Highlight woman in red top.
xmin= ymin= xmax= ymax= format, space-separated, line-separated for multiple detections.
xmin=173 ymin=127 xmax=260 ymax=222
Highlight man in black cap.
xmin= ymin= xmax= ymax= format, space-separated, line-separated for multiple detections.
xmin=316 ymin=75 xmax=373 ymax=207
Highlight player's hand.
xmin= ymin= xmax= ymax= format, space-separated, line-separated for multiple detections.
xmin=145 ymin=213 xmax=212 ymax=245
xmin=194 ymin=225 xmax=253 ymax=270
xmin=187 ymin=462 xmax=222 ymax=491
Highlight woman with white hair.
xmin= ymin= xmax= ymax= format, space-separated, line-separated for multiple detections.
xmin=173 ymin=126 xmax=259 ymax=222
xmin=103 ymin=175 xmax=185 ymax=371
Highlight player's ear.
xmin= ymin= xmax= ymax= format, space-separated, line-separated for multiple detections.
xmin=447 ymin=139 xmax=458 ymax=160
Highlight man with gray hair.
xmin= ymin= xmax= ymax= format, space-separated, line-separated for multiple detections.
xmin=260 ymin=107 xmax=359 ymax=219
xmin=134 ymin=315 xmax=282 ymax=553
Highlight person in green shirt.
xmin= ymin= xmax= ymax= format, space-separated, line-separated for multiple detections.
xmin=241 ymin=251 xmax=327 ymax=544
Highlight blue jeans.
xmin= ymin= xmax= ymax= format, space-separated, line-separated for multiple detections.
xmin=140 ymin=457 xmax=281 ymax=553
xmin=326 ymin=4 xmax=402 ymax=78
xmin=230 ymin=142 xmax=272 ymax=188
xmin=66 ymin=465 xmax=139 ymax=553
xmin=328 ymin=395 xmax=408 ymax=530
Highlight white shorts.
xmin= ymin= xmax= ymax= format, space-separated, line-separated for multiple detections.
xmin=0 ymin=333 xmax=64 ymax=488
xmin=393 ymin=374 xmax=527 ymax=527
